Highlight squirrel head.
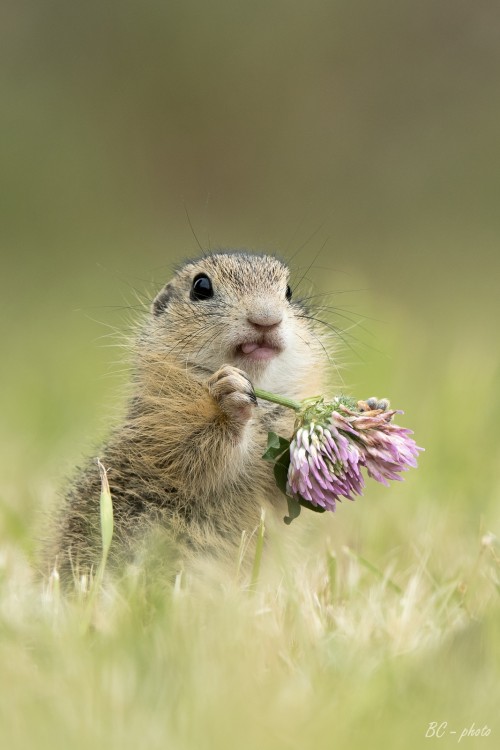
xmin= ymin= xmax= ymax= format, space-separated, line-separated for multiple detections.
xmin=144 ymin=251 xmax=326 ymax=393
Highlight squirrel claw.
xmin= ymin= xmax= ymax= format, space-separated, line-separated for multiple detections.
xmin=208 ymin=365 xmax=257 ymax=423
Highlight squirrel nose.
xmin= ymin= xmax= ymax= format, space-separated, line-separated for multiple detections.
xmin=247 ymin=310 xmax=283 ymax=330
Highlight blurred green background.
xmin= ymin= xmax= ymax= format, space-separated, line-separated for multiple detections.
xmin=1 ymin=2 xmax=499 ymax=749
xmin=2 ymin=0 xmax=499 ymax=473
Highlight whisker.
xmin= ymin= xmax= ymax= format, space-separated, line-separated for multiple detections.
xmin=288 ymin=219 xmax=330 ymax=264
xmin=309 ymin=307 xmax=373 ymax=337
xmin=310 ymin=304 xmax=385 ymax=325
xmin=296 ymin=313 xmax=366 ymax=361
xmin=184 ymin=203 xmax=204 ymax=252
xmin=291 ymin=236 xmax=330 ymax=294
xmin=296 ymin=288 xmax=369 ymax=303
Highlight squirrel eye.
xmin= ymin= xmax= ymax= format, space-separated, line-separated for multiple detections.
xmin=190 ymin=273 xmax=214 ymax=301
xmin=286 ymin=285 xmax=292 ymax=301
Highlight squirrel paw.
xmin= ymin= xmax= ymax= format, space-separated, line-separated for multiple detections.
xmin=208 ymin=365 xmax=257 ymax=423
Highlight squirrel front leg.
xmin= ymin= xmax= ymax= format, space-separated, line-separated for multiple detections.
xmin=176 ymin=365 xmax=259 ymax=494
xmin=207 ymin=365 xmax=257 ymax=426
xmin=128 ymin=363 xmax=259 ymax=496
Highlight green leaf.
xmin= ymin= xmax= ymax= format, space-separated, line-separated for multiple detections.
xmin=261 ymin=431 xmax=302 ymax=525
xmin=266 ymin=431 xmax=281 ymax=450
xmin=273 ymin=459 xmax=289 ymax=495
xmin=284 ymin=495 xmax=301 ymax=525
xmin=297 ymin=497 xmax=327 ymax=514
xmin=262 ymin=431 xmax=291 ymax=462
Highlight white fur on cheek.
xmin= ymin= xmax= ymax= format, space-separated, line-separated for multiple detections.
xmin=251 ymin=323 xmax=321 ymax=396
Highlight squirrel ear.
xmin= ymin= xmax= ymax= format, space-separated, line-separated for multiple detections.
xmin=152 ymin=283 xmax=173 ymax=316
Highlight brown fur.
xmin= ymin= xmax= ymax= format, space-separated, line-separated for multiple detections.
xmin=46 ymin=251 xmax=328 ymax=583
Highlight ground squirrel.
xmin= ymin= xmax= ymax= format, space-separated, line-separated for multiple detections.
xmin=48 ymin=251 xmax=328 ymax=583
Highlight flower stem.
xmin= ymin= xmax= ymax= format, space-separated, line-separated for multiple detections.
xmin=253 ymin=387 xmax=302 ymax=411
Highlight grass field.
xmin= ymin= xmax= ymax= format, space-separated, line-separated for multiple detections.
xmin=1 ymin=288 xmax=498 ymax=750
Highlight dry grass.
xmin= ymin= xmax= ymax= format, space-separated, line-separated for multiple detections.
xmin=0 ymin=501 xmax=498 ymax=750
xmin=1 ymin=324 xmax=499 ymax=750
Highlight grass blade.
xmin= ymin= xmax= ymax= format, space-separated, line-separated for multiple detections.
xmin=250 ymin=508 xmax=266 ymax=591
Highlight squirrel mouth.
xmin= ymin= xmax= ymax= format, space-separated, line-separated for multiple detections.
xmin=236 ymin=341 xmax=282 ymax=362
